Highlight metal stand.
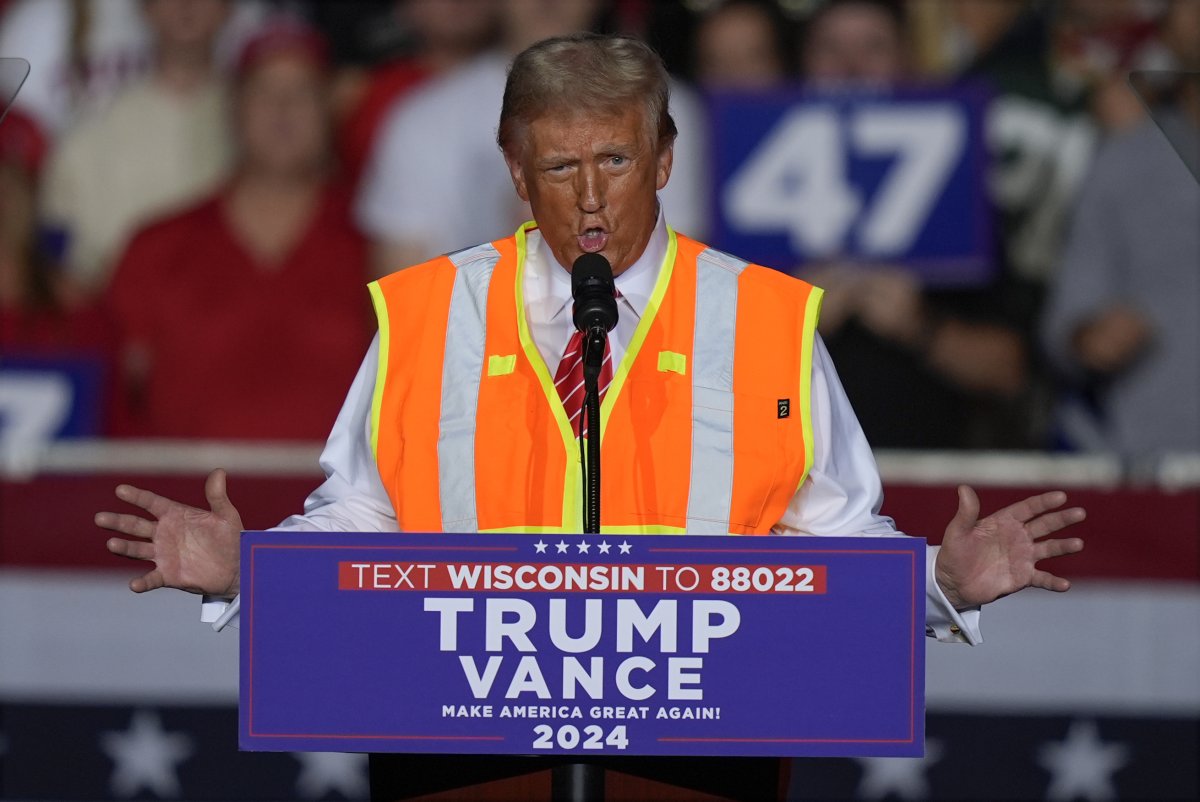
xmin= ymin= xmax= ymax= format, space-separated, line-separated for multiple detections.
xmin=560 ymin=328 xmax=609 ymax=800
xmin=551 ymin=762 xmax=606 ymax=802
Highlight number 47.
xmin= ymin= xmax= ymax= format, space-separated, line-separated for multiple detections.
xmin=724 ymin=104 xmax=966 ymax=258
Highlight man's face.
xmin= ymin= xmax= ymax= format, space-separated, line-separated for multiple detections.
xmin=803 ymin=3 xmax=905 ymax=85
xmin=142 ymin=0 xmax=229 ymax=53
xmin=235 ymin=53 xmax=329 ymax=177
xmin=502 ymin=0 xmax=599 ymax=49
xmin=407 ymin=0 xmax=498 ymax=54
xmin=505 ymin=107 xmax=672 ymax=276
xmin=696 ymin=5 xmax=785 ymax=90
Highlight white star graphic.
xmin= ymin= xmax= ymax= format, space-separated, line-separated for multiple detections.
xmin=533 ymin=540 xmax=548 ymax=554
xmin=100 ymin=710 xmax=194 ymax=799
xmin=618 ymin=541 xmax=632 ymax=554
xmin=294 ymin=751 xmax=370 ymax=799
xmin=854 ymin=739 xmax=942 ymax=800
xmin=1038 ymin=720 xmax=1130 ymax=802
xmin=597 ymin=541 xmax=611 ymax=554
xmin=555 ymin=540 xmax=570 ymax=553
xmin=577 ymin=540 xmax=591 ymax=554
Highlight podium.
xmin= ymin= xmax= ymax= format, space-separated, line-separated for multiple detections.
xmin=239 ymin=532 xmax=926 ymax=800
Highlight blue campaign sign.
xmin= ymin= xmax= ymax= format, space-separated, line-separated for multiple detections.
xmin=709 ymin=84 xmax=994 ymax=286
xmin=0 ymin=355 xmax=105 ymax=440
xmin=240 ymin=532 xmax=926 ymax=758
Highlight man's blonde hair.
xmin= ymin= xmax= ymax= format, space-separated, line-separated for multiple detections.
xmin=498 ymin=33 xmax=678 ymax=159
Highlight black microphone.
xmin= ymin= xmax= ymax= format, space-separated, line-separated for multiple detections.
xmin=571 ymin=253 xmax=618 ymax=334
xmin=569 ymin=256 xmax=615 ymax=539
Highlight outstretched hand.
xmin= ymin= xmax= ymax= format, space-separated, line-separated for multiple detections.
xmin=935 ymin=485 xmax=1086 ymax=610
xmin=95 ymin=469 xmax=242 ymax=598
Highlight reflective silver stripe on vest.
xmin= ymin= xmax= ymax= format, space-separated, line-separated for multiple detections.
xmin=686 ymin=248 xmax=748 ymax=534
xmin=437 ymin=244 xmax=500 ymax=532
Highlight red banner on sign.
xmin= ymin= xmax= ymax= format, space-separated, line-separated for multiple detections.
xmin=337 ymin=561 xmax=828 ymax=595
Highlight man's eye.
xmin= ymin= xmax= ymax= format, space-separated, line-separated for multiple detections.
xmin=610 ymin=156 xmax=626 ymax=166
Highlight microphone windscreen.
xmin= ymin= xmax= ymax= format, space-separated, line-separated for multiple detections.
xmin=571 ymin=253 xmax=613 ymax=295
xmin=571 ymin=253 xmax=618 ymax=333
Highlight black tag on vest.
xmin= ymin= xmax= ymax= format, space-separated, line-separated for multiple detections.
xmin=777 ymin=398 xmax=790 ymax=419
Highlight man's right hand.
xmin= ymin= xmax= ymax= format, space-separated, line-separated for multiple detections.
xmin=1072 ymin=304 xmax=1153 ymax=375
xmin=95 ymin=469 xmax=242 ymax=598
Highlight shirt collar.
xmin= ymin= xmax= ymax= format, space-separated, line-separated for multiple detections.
xmin=531 ymin=203 xmax=669 ymax=324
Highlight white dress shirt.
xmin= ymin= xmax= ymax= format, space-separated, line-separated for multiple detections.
xmin=205 ymin=209 xmax=980 ymax=644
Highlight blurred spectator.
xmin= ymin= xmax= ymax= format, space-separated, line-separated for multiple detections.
xmin=302 ymin=0 xmax=413 ymax=68
xmin=105 ymin=20 xmax=372 ymax=441
xmin=905 ymin=0 xmax=1101 ymax=449
xmin=0 ymin=0 xmax=269 ymax=135
xmin=334 ymin=0 xmax=500 ymax=185
xmin=929 ymin=0 xmax=1098 ymax=290
xmin=692 ymin=0 xmax=793 ymax=90
xmin=1158 ymin=0 xmax=1200 ymax=78
xmin=0 ymin=0 xmax=152 ymax=135
xmin=798 ymin=0 xmax=1031 ymax=449
xmin=356 ymin=0 xmax=710 ymax=277
xmin=1052 ymin=0 xmax=1165 ymax=133
xmin=1041 ymin=0 xmax=1200 ymax=458
xmin=1 ymin=107 xmax=115 ymax=463
xmin=0 ymin=107 xmax=110 ymax=351
xmin=802 ymin=0 xmax=908 ymax=87
xmin=0 ymin=109 xmax=51 ymax=340
xmin=38 ymin=0 xmax=236 ymax=295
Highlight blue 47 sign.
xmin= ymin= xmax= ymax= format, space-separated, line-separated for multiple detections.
xmin=710 ymin=85 xmax=993 ymax=286
xmin=240 ymin=532 xmax=926 ymax=758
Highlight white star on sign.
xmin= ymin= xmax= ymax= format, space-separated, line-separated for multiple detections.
xmin=577 ymin=541 xmax=590 ymax=554
xmin=555 ymin=541 xmax=569 ymax=554
xmin=618 ymin=541 xmax=632 ymax=554
xmin=854 ymin=739 xmax=942 ymax=800
xmin=100 ymin=710 xmax=194 ymax=799
xmin=1038 ymin=720 xmax=1130 ymax=802
xmin=533 ymin=540 xmax=548 ymax=554
xmin=597 ymin=541 xmax=611 ymax=554
xmin=294 ymin=751 xmax=369 ymax=799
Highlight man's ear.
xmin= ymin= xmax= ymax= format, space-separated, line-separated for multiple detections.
xmin=655 ymin=142 xmax=674 ymax=191
xmin=505 ymin=151 xmax=530 ymax=203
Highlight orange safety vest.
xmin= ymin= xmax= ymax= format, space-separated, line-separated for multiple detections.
xmin=367 ymin=222 xmax=824 ymax=535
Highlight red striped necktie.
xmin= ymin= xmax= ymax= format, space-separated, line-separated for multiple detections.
xmin=553 ymin=329 xmax=613 ymax=438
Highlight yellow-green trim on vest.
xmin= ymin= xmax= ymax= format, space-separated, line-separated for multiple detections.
xmin=600 ymin=226 xmax=679 ymax=442
xmin=511 ymin=221 xmax=581 ymax=531
xmin=795 ymin=285 xmax=825 ymax=493
xmin=366 ymin=281 xmax=391 ymax=460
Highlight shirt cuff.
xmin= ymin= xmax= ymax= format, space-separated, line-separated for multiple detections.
xmin=925 ymin=545 xmax=982 ymax=645
xmin=200 ymin=595 xmax=240 ymax=631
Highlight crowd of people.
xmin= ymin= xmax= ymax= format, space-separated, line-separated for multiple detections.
xmin=1 ymin=0 xmax=1196 ymax=459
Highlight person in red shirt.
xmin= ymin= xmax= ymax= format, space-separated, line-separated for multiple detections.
xmin=1 ymin=106 xmax=114 ymax=353
xmin=334 ymin=0 xmax=499 ymax=186
xmin=106 ymin=20 xmax=371 ymax=441
xmin=1 ymin=107 xmax=116 ymax=441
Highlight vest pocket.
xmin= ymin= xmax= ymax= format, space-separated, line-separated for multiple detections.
xmin=690 ymin=386 xmax=785 ymax=531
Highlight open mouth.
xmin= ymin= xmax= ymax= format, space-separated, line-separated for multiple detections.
xmin=577 ymin=228 xmax=609 ymax=253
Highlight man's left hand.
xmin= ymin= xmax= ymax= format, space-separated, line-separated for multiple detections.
xmin=935 ymin=485 xmax=1086 ymax=610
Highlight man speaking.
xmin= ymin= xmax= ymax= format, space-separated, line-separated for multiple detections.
xmin=96 ymin=32 xmax=1085 ymax=791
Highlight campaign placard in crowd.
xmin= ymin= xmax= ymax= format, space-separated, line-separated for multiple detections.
xmin=240 ymin=532 xmax=925 ymax=758
xmin=0 ymin=356 xmax=105 ymax=464
xmin=709 ymin=84 xmax=993 ymax=286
